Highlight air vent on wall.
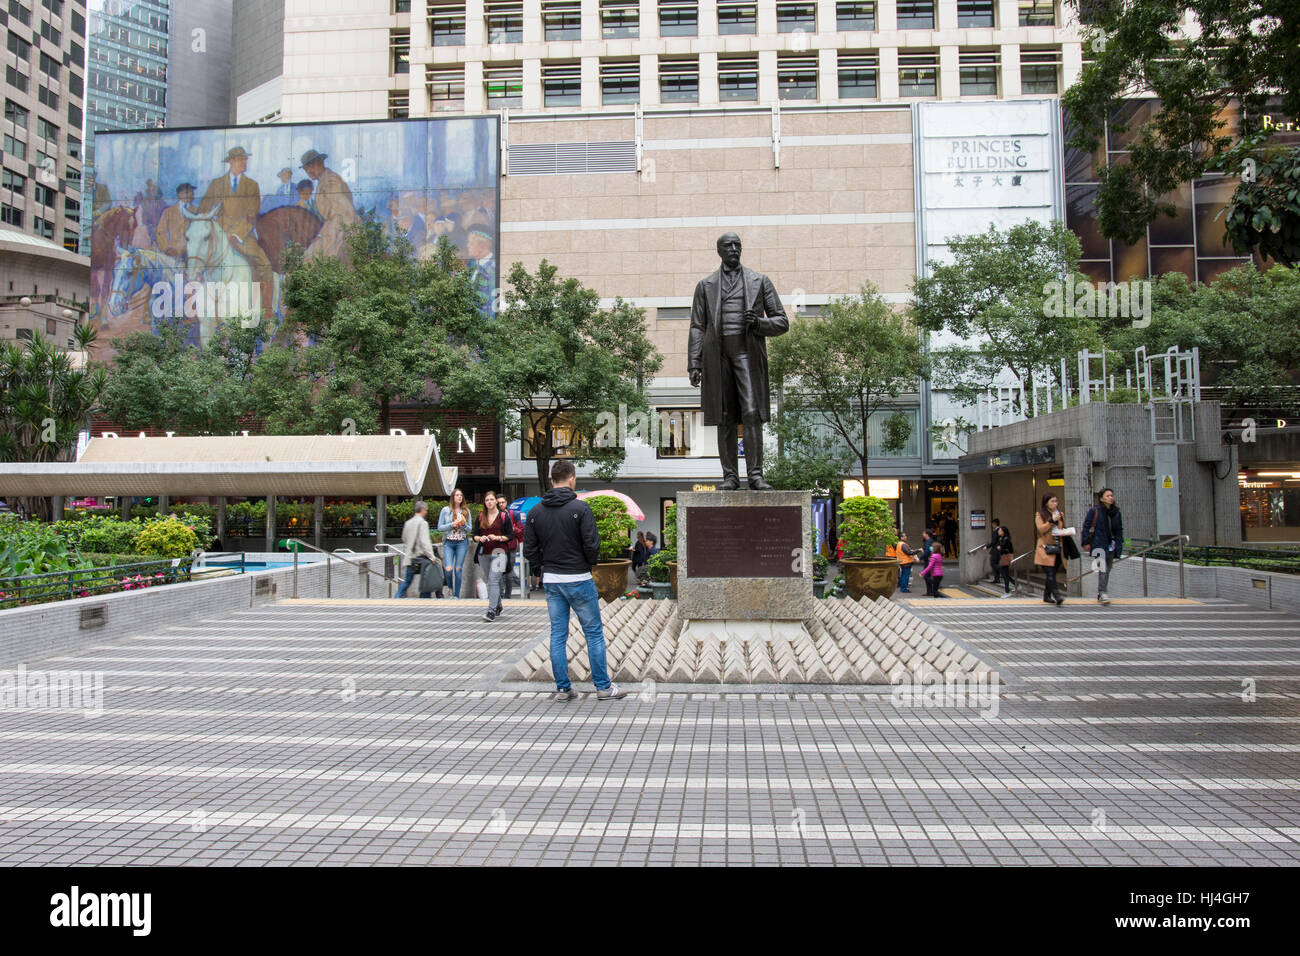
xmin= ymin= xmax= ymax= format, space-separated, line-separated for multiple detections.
xmin=508 ymin=141 xmax=637 ymax=176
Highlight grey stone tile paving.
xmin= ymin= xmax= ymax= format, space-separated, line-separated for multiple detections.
xmin=0 ymin=600 xmax=1297 ymax=865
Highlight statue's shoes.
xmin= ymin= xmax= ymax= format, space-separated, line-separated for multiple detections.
xmin=748 ymin=477 xmax=773 ymax=491
xmin=718 ymin=477 xmax=741 ymax=491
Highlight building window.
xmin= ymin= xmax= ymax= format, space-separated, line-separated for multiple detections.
xmin=523 ymin=412 xmax=590 ymax=460
xmin=778 ymin=56 xmax=818 ymax=100
xmin=838 ymin=53 xmax=878 ymax=98
xmin=600 ymin=61 xmax=639 ymax=104
xmin=4 ymin=99 xmax=28 ymax=128
xmin=659 ymin=58 xmax=699 ymax=103
xmin=33 ymin=216 xmax=54 ymax=239
xmin=957 ymin=0 xmax=995 ymax=27
xmin=717 ymin=1 xmax=757 ymax=35
xmin=37 ymin=85 xmax=59 ymax=109
xmin=485 ymin=2 xmax=523 ymax=43
xmin=38 ymin=20 xmax=60 ymax=47
xmin=390 ymin=29 xmax=410 ymax=74
xmin=899 ymin=53 xmax=938 ymax=96
xmin=42 ymin=0 xmax=62 ymax=16
xmin=543 ymin=1 xmax=582 ymax=40
xmin=777 ymin=2 xmax=815 ymax=32
xmin=0 ymin=203 xmax=21 ymax=227
xmin=427 ymin=68 xmax=465 ymax=111
xmin=1018 ymin=0 xmax=1055 ymax=26
xmin=6 ymin=67 xmax=29 ymax=94
xmin=654 ymin=408 xmax=706 ymax=458
xmin=836 ymin=1 xmax=875 ymax=30
xmin=659 ymin=0 xmax=697 ymax=37
xmin=484 ymin=65 xmax=523 ymax=108
xmin=3 ymin=134 xmax=26 ymax=161
xmin=45 ymin=317 xmax=56 ymax=335
xmin=959 ymin=52 xmax=998 ymax=95
xmin=2 ymin=169 xmax=25 ymax=192
xmin=428 ymin=2 xmax=466 ymax=45
xmin=895 ymin=0 xmax=934 ymax=29
xmin=36 ymin=117 xmax=58 ymax=142
xmin=68 ymin=70 xmax=83 ymax=99
xmin=7 ymin=34 xmax=31 ymax=62
xmin=394 ymin=0 xmax=411 ymax=11
xmin=15 ymin=327 xmax=33 ymax=340
xmin=64 ymin=195 xmax=79 ymax=218
xmin=388 ymin=90 xmax=409 ymax=118
xmin=718 ymin=56 xmax=758 ymax=101
xmin=67 ymin=134 xmax=81 ymax=160
xmin=1021 ymin=49 xmax=1061 ymax=93
xmin=600 ymin=0 xmax=638 ymax=38
xmin=38 ymin=52 xmax=60 ymax=82
xmin=543 ymin=63 xmax=582 ymax=106
xmin=34 ymin=183 xmax=55 ymax=207
xmin=64 ymin=166 xmax=79 ymax=187
xmin=8 ymin=0 xmax=30 ymax=26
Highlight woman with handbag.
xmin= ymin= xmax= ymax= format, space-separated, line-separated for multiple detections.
xmin=1034 ymin=493 xmax=1070 ymax=605
xmin=994 ymin=524 xmax=1015 ymax=596
xmin=473 ymin=491 xmax=515 ymax=622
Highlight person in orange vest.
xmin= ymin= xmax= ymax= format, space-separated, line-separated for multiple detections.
xmin=896 ymin=533 xmax=918 ymax=593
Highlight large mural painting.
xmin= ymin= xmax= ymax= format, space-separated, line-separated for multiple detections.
xmin=90 ymin=117 xmax=499 ymax=354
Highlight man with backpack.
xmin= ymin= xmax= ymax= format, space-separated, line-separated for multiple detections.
xmin=1082 ymin=487 xmax=1124 ymax=605
xmin=502 ymin=504 xmax=526 ymax=600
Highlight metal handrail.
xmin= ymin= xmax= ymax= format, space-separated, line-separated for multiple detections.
xmin=281 ymin=538 xmax=396 ymax=599
xmin=1068 ymin=533 xmax=1190 ymax=598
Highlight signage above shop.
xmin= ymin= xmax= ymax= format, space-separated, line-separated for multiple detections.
xmin=958 ymin=443 xmax=1058 ymax=473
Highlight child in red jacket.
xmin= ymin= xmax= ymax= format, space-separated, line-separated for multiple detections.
xmin=920 ymin=550 xmax=946 ymax=597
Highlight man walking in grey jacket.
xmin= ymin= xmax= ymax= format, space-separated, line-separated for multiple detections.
xmin=396 ymin=500 xmax=442 ymax=599
xmin=523 ymin=460 xmax=627 ymax=702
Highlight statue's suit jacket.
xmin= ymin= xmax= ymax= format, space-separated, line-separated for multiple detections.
xmin=687 ymin=265 xmax=788 ymax=426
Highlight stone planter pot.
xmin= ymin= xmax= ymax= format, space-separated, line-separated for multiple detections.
xmin=813 ymin=578 xmax=827 ymax=599
xmin=592 ymin=559 xmax=632 ymax=603
xmin=667 ymin=560 xmax=678 ymax=599
xmin=841 ymin=558 xmax=899 ymax=601
xmin=650 ymin=581 xmax=672 ymax=600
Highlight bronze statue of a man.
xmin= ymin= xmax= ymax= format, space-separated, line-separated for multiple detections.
xmin=688 ymin=232 xmax=789 ymax=491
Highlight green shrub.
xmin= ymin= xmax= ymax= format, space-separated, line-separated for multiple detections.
xmin=662 ymin=503 xmax=678 ymax=559
xmin=646 ymin=550 xmax=672 ymax=583
xmin=132 ymin=516 xmax=200 ymax=558
xmin=66 ymin=514 xmax=146 ymax=554
xmin=837 ymin=495 xmax=896 ymax=559
xmin=813 ymin=552 xmax=829 ymax=580
xmin=586 ymin=494 xmax=637 ymax=562
xmin=0 ymin=516 xmax=95 ymax=577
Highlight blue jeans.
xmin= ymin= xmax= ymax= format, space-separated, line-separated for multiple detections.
xmin=395 ymin=561 xmax=438 ymax=599
xmin=443 ymin=538 xmax=467 ymax=597
xmin=898 ymin=564 xmax=911 ymax=592
xmin=545 ymin=578 xmax=611 ymax=692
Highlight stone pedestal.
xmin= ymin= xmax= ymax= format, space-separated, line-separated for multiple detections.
xmin=677 ymin=490 xmax=812 ymax=621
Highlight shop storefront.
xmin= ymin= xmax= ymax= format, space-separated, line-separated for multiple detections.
xmin=1238 ymin=469 xmax=1300 ymax=543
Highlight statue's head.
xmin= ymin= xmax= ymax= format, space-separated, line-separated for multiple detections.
xmin=716 ymin=232 xmax=742 ymax=269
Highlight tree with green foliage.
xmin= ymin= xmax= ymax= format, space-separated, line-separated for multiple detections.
xmin=484 ymin=259 xmax=663 ymax=492
xmin=0 ymin=324 xmax=106 ymax=518
xmin=1104 ymin=263 xmax=1300 ymax=409
xmin=769 ymin=284 xmax=926 ymax=486
xmin=99 ymin=316 xmax=262 ymax=434
xmin=264 ymin=217 xmax=490 ymax=434
xmin=911 ymin=220 xmax=1098 ymax=416
xmin=1061 ymin=0 xmax=1300 ymax=264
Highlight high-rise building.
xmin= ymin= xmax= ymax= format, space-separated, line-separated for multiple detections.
xmin=2 ymin=0 xmax=89 ymax=254
xmin=78 ymin=0 xmax=233 ymax=252
xmin=230 ymin=0 xmax=284 ymax=124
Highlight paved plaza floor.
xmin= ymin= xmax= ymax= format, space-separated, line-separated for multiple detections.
xmin=0 ymin=597 xmax=1297 ymax=866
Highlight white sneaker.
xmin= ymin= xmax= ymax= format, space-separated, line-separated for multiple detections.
xmin=1098 ymin=592 xmax=1111 ymax=605
xmin=999 ymin=590 xmax=1014 ymax=598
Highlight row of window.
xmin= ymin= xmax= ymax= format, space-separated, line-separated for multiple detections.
xmin=3 ymin=101 xmax=74 ymax=148
xmin=420 ymin=0 xmax=1055 ymax=47
xmin=89 ymin=44 xmax=169 ymax=83
xmin=418 ymin=50 xmax=1060 ymax=111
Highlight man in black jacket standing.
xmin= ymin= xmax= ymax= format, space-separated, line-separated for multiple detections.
xmin=523 ymin=460 xmax=628 ymax=702
xmin=1082 ymin=487 xmax=1124 ymax=606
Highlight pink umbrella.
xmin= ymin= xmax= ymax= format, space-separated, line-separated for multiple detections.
xmin=576 ymin=490 xmax=645 ymax=521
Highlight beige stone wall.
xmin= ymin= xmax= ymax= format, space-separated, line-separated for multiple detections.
xmin=501 ymin=106 xmax=916 ymax=376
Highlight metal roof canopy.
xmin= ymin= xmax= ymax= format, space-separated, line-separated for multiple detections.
xmin=0 ymin=435 xmax=459 ymax=498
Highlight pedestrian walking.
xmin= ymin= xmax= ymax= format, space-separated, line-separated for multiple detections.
xmin=896 ymin=532 xmax=917 ymax=593
xmin=632 ymin=532 xmax=648 ymax=573
xmin=395 ymin=500 xmax=443 ymax=599
xmin=920 ymin=547 xmax=946 ymax=597
xmin=473 ymin=491 xmax=514 ymax=621
xmin=523 ymin=460 xmax=627 ymax=702
xmin=502 ymin=505 xmax=526 ymax=600
xmin=993 ymin=524 xmax=1015 ymax=596
xmin=1082 ymin=487 xmax=1124 ymax=605
xmin=437 ymin=488 xmax=470 ymax=598
xmin=943 ymin=512 xmax=958 ymax=558
xmin=986 ymin=518 xmax=1002 ymax=582
xmin=1035 ymin=493 xmax=1071 ymax=605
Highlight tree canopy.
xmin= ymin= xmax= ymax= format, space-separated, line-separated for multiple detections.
xmin=1062 ymin=0 xmax=1300 ymax=264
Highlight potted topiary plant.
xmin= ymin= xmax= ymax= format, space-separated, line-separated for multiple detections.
xmin=585 ymin=494 xmax=637 ymax=602
xmin=813 ymin=552 xmax=830 ymax=598
xmin=837 ymin=495 xmax=899 ymax=600
xmin=646 ymin=550 xmax=673 ymax=600
xmin=635 ymin=566 xmax=653 ymax=599
xmin=662 ymin=503 xmax=679 ymax=597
